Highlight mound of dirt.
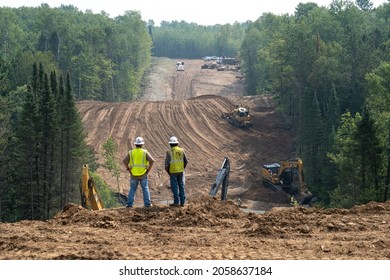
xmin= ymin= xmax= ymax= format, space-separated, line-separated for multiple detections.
xmin=1 ymin=198 xmax=389 ymax=260
xmin=52 ymin=196 xmax=246 ymax=228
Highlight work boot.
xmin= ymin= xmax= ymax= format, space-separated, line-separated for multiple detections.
xmin=169 ymin=203 xmax=179 ymax=207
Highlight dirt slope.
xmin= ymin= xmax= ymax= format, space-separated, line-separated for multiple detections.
xmin=1 ymin=58 xmax=389 ymax=261
xmin=78 ymin=58 xmax=294 ymax=209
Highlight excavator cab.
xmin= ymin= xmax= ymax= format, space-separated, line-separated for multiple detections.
xmin=261 ymin=158 xmax=312 ymax=205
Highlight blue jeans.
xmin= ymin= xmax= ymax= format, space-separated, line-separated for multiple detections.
xmin=170 ymin=172 xmax=186 ymax=205
xmin=127 ymin=177 xmax=151 ymax=207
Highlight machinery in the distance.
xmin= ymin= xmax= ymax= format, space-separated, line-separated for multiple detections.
xmin=222 ymin=106 xmax=252 ymax=128
xmin=261 ymin=158 xmax=314 ymax=206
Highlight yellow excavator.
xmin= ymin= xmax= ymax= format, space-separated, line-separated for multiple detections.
xmin=81 ymin=164 xmax=104 ymax=210
xmin=261 ymin=158 xmax=314 ymax=206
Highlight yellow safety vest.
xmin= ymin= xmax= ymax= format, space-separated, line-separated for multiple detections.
xmin=168 ymin=146 xmax=185 ymax=173
xmin=129 ymin=148 xmax=148 ymax=176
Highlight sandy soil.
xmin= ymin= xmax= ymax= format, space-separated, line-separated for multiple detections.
xmin=1 ymin=58 xmax=389 ymax=260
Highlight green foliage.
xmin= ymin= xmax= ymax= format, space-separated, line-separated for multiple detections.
xmin=152 ymin=21 xmax=247 ymax=58
xmin=102 ymin=136 xmax=121 ymax=195
xmin=365 ymin=62 xmax=390 ymax=201
xmin=328 ymin=112 xmax=362 ymax=206
xmin=240 ymin=1 xmax=389 ymax=207
xmin=0 ymin=63 xmax=90 ymax=221
xmin=0 ymin=6 xmax=152 ymax=102
xmin=89 ymin=171 xmax=121 ymax=208
xmin=328 ymin=103 xmax=387 ymax=206
xmin=355 ymin=0 xmax=374 ymax=11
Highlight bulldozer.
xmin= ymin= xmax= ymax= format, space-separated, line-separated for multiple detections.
xmin=222 ymin=106 xmax=252 ymax=128
xmin=261 ymin=158 xmax=314 ymax=206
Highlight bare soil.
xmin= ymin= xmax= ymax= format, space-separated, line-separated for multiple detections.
xmin=1 ymin=58 xmax=389 ymax=260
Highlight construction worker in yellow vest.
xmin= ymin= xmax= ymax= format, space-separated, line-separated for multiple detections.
xmin=165 ymin=136 xmax=188 ymax=207
xmin=122 ymin=136 xmax=154 ymax=208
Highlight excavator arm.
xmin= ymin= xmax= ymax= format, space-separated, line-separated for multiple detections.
xmin=81 ymin=164 xmax=104 ymax=211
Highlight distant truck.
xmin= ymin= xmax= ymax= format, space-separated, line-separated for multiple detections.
xmin=176 ymin=61 xmax=185 ymax=71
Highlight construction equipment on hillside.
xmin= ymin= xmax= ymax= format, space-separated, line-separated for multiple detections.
xmin=201 ymin=62 xmax=218 ymax=69
xmin=261 ymin=158 xmax=314 ymax=206
xmin=222 ymin=106 xmax=253 ymax=128
xmin=81 ymin=164 xmax=104 ymax=210
xmin=210 ymin=157 xmax=230 ymax=201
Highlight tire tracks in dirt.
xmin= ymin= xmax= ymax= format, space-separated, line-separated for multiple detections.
xmin=77 ymin=59 xmax=295 ymax=209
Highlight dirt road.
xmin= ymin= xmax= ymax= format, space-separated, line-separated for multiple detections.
xmin=1 ymin=58 xmax=389 ymax=261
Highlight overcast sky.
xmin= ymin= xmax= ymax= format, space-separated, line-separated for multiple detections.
xmin=1 ymin=0 xmax=387 ymax=25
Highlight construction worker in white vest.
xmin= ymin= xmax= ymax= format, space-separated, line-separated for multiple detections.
xmin=123 ymin=136 xmax=154 ymax=208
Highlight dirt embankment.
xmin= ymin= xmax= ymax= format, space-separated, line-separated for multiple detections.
xmin=1 ymin=197 xmax=389 ymax=260
xmin=1 ymin=58 xmax=389 ymax=261
xmin=78 ymin=58 xmax=293 ymax=210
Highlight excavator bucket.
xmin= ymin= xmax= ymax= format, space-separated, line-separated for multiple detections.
xmin=209 ymin=157 xmax=230 ymax=200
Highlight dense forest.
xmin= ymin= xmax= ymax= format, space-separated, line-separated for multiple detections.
xmin=0 ymin=0 xmax=389 ymax=221
xmin=240 ymin=0 xmax=389 ymax=207
xmin=150 ymin=20 xmax=248 ymax=58
xmin=0 ymin=4 xmax=152 ymax=102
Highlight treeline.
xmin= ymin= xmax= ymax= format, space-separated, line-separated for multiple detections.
xmin=150 ymin=20 xmax=248 ymax=58
xmin=0 ymin=4 xmax=152 ymax=101
xmin=0 ymin=5 xmax=247 ymax=101
xmin=240 ymin=0 xmax=389 ymax=207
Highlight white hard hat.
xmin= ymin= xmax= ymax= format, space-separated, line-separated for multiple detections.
xmin=169 ymin=136 xmax=179 ymax=144
xmin=134 ymin=137 xmax=144 ymax=145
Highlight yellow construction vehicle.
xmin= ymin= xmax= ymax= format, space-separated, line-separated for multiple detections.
xmin=81 ymin=164 xmax=104 ymax=210
xmin=222 ymin=106 xmax=252 ymax=128
xmin=261 ymin=158 xmax=314 ymax=205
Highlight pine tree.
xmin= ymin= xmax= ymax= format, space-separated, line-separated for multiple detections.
xmin=299 ymin=89 xmax=325 ymax=193
xmin=16 ymin=65 xmax=42 ymax=219
xmin=355 ymin=108 xmax=382 ymax=201
xmin=8 ymin=64 xmax=89 ymax=220
xmin=61 ymin=72 xmax=88 ymax=205
xmin=39 ymin=72 xmax=58 ymax=219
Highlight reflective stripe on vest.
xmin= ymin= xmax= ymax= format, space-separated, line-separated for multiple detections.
xmin=129 ymin=148 xmax=148 ymax=176
xmin=168 ymin=146 xmax=184 ymax=173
